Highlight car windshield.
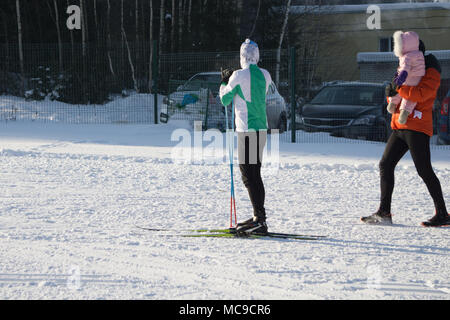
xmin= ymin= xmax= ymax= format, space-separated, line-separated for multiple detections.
xmin=180 ymin=74 xmax=221 ymax=91
xmin=310 ymin=86 xmax=384 ymax=106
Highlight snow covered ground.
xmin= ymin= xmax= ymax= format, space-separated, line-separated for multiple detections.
xmin=0 ymin=121 xmax=449 ymax=300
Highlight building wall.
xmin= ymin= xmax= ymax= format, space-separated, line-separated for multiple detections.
xmin=290 ymin=5 xmax=450 ymax=85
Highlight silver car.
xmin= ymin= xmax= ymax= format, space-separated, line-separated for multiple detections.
xmin=161 ymin=72 xmax=287 ymax=132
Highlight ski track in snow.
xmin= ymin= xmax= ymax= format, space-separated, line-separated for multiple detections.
xmin=0 ymin=122 xmax=449 ymax=299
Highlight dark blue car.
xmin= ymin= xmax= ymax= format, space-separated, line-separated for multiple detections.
xmin=437 ymin=90 xmax=450 ymax=145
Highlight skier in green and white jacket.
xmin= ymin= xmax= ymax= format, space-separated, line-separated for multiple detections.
xmin=219 ymin=39 xmax=273 ymax=234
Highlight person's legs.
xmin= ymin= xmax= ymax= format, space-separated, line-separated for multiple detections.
xmin=237 ymin=131 xmax=267 ymax=232
xmin=402 ymin=130 xmax=448 ymax=217
xmin=378 ymin=131 xmax=409 ymax=213
xmin=362 ymin=130 xmax=409 ymax=224
xmin=236 ymin=132 xmax=267 ymax=233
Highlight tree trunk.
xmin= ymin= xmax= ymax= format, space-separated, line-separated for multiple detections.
xmin=187 ymin=0 xmax=192 ymax=33
xmin=121 ymin=0 xmax=124 ymax=46
xmin=159 ymin=0 xmax=165 ymax=55
xmin=66 ymin=0 xmax=75 ymax=65
xmin=80 ymin=0 xmax=87 ymax=59
xmin=93 ymin=0 xmax=100 ymax=42
xmin=135 ymin=0 xmax=140 ymax=80
xmin=148 ymin=0 xmax=153 ymax=93
xmin=80 ymin=0 xmax=88 ymax=102
xmin=106 ymin=0 xmax=115 ymax=77
xmin=1 ymin=9 xmax=9 ymax=69
xmin=236 ymin=0 xmax=243 ymax=38
xmin=276 ymin=0 xmax=291 ymax=87
xmin=16 ymin=0 xmax=25 ymax=94
xmin=53 ymin=0 xmax=63 ymax=74
xmin=248 ymin=0 xmax=261 ymax=39
xmin=170 ymin=0 xmax=175 ymax=52
xmin=33 ymin=0 xmax=43 ymax=44
xmin=178 ymin=0 xmax=183 ymax=51
xmin=122 ymin=27 xmax=139 ymax=93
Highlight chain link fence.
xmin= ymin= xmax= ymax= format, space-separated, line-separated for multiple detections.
xmin=0 ymin=42 xmax=449 ymax=148
xmin=159 ymin=49 xmax=290 ymax=132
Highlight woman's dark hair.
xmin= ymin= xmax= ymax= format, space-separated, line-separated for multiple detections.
xmin=425 ymin=54 xmax=442 ymax=73
xmin=419 ymin=40 xmax=426 ymax=55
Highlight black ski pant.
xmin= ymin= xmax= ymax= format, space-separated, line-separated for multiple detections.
xmin=379 ymin=129 xmax=447 ymax=214
xmin=238 ymin=131 xmax=267 ymax=221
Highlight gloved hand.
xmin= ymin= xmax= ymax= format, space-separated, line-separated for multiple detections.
xmin=394 ymin=70 xmax=408 ymax=86
xmin=221 ymin=68 xmax=234 ymax=85
xmin=385 ymin=81 xmax=398 ymax=97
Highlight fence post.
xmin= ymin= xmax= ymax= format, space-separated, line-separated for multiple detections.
xmin=204 ymin=87 xmax=210 ymax=130
xmin=152 ymin=40 xmax=159 ymax=124
xmin=290 ymin=47 xmax=296 ymax=143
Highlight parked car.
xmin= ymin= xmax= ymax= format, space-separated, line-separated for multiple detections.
xmin=298 ymin=81 xmax=390 ymax=142
xmin=161 ymin=72 xmax=287 ymax=132
xmin=437 ymin=89 xmax=450 ymax=145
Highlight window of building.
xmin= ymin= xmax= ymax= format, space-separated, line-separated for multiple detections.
xmin=379 ymin=37 xmax=393 ymax=52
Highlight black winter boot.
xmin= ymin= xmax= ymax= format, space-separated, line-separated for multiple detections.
xmin=236 ymin=216 xmax=268 ymax=234
xmin=421 ymin=210 xmax=450 ymax=227
xmin=236 ymin=217 xmax=255 ymax=228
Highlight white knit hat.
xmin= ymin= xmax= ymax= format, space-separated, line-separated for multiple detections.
xmin=240 ymin=39 xmax=260 ymax=68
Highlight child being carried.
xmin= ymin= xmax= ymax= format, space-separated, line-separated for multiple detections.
xmin=387 ymin=31 xmax=425 ymax=124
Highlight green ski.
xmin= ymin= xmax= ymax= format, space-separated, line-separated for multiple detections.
xmin=135 ymin=225 xmax=326 ymax=240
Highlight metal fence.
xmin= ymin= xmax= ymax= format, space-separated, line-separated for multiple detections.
xmin=0 ymin=41 xmax=449 ymax=148
xmin=162 ymin=80 xmax=227 ymax=131
xmin=159 ymin=49 xmax=290 ymax=132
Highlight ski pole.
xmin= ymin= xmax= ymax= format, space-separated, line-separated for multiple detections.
xmin=224 ymin=101 xmax=237 ymax=228
xmin=230 ymin=100 xmax=237 ymax=227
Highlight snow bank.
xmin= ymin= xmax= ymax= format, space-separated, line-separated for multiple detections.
xmin=0 ymin=94 xmax=164 ymax=124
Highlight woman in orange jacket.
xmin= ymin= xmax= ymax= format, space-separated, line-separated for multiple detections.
xmin=362 ymin=41 xmax=449 ymax=227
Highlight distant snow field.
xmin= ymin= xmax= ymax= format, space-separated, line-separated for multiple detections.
xmin=0 ymin=121 xmax=449 ymax=300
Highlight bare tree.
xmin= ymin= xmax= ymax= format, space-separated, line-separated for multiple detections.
xmin=93 ymin=0 xmax=100 ymax=42
xmin=148 ymin=0 xmax=154 ymax=93
xmin=106 ymin=0 xmax=116 ymax=77
xmin=178 ymin=0 xmax=183 ymax=51
xmin=171 ymin=0 xmax=175 ymax=52
xmin=159 ymin=0 xmax=165 ymax=55
xmin=49 ymin=0 xmax=63 ymax=74
xmin=276 ymin=0 xmax=291 ymax=87
xmin=187 ymin=0 xmax=192 ymax=33
xmin=66 ymin=0 xmax=75 ymax=64
xmin=136 ymin=0 xmax=140 ymax=76
xmin=248 ymin=0 xmax=261 ymax=38
xmin=122 ymin=27 xmax=139 ymax=93
xmin=33 ymin=0 xmax=44 ymax=44
xmin=15 ymin=0 xmax=25 ymax=94
xmin=236 ymin=0 xmax=243 ymax=38
xmin=80 ymin=0 xmax=87 ymax=59
xmin=291 ymin=0 xmax=324 ymax=97
xmin=1 ymin=9 xmax=10 ymax=68
xmin=121 ymin=0 xmax=124 ymax=44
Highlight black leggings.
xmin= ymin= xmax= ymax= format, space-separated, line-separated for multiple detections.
xmin=379 ymin=129 xmax=447 ymax=214
xmin=238 ymin=131 xmax=266 ymax=221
